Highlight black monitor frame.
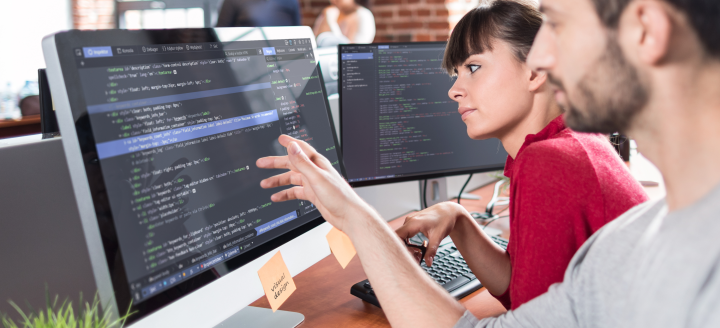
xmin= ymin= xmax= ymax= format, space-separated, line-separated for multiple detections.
xmin=338 ymin=41 xmax=506 ymax=188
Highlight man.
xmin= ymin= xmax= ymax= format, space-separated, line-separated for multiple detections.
xmin=256 ymin=0 xmax=720 ymax=326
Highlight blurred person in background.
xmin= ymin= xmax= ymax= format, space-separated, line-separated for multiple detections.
xmin=216 ymin=0 xmax=301 ymax=27
xmin=313 ymin=0 xmax=375 ymax=47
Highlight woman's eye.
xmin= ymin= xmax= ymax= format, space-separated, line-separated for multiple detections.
xmin=469 ymin=65 xmax=480 ymax=73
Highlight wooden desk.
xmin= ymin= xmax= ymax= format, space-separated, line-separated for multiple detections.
xmin=250 ymin=182 xmax=510 ymax=327
xmin=0 ymin=115 xmax=41 ymax=139
xmin=250 ymin=175 xmax=661 ymax=326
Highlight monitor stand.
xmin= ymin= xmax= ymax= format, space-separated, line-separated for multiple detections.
xmin=419 ymin=177 xmax=449 ymax=209
xmin=459 ymin=193 xmax=481 ymax=200
xmin=213 ymin=306 xmax=304 ymax=327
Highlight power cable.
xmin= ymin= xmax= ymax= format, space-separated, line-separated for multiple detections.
xmin=457 ymin=174 xmax=473 ymax=205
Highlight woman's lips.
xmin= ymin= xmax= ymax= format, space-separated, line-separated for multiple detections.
xmin=459 ymin=107 xmax=476 ymax=120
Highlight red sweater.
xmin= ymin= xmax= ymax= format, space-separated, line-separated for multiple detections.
xmin=492 ymin=115 xmax=648 ymax=310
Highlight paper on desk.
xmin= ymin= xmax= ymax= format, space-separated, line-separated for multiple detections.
xmin=326 ymin=227 xmax=356 ymax=269
xmin=257 ymin=251 xmax=297 ymax=312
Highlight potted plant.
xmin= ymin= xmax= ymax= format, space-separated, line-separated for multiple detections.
xmin=2 ymin=292 xmax=132 ymax=328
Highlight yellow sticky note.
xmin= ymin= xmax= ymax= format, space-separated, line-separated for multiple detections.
xmin=326 ymin=227 xmax=356 ymax=269
xmin=257 ymin=251 xmax=297 ymax=312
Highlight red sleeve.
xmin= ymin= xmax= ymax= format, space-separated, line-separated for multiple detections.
xmin=489 ymin=259 xmax=513 ymax=309
xmin=495 ymin=142 xmax=602 ymax=310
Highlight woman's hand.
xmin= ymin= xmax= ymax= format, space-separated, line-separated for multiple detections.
xmin=256 ymin=135 xmax=371 ymax=233
xmin=395 ymin=202 xmax=470 ymax=266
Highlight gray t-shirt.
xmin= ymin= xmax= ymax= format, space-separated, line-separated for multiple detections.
xmin=455 ymin=185 xmax=720 ymax=328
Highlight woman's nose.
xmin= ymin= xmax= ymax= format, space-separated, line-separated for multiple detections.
xmin=448 ymin=79 xmax=467 ymax=102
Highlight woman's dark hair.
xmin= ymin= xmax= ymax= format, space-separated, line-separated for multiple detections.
xmin=442 ymin=0 xmax=542 ymax=75
xmin=355 ymin=0 xmax=370 ymax=8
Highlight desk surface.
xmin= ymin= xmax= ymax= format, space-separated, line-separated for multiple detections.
xmin=0 ymin=115 xmax=41 ymax=139
xmin=250 ymin=182 xmax=509 ymax=327
xmin=250 ymin=169 xmax=662 ymax=327
xmin=0 ymin=115 xmax=41 ymax=128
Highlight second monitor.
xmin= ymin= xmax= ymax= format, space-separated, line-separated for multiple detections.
xmin=339 ymin=42 xmax=507 ymax=188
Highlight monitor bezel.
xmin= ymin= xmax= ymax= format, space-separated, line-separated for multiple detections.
xmin=43 ymin=27 xmax=345 ymax=325
xmin=338 ymin=41 xmax=506 ymax=188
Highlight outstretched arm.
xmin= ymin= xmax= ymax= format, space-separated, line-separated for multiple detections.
xmin=257 ymin=135 xmax=465 ymax=328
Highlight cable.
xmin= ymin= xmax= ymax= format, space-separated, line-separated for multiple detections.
xmin=422 ymin=179 xmax=428 ymax=209
xmin=494 ymin=205 xmax=510 ymax=216
xmin=457 ymin=173 xmax=473 ymax=205
xmin=482 ymin=215 xmax=509 ymax=230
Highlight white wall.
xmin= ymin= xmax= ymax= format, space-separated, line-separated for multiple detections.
xmin=0 ymin=0 xmax=72 ymax=90
xmin=354 ymin=173 xmax=496 ymax=221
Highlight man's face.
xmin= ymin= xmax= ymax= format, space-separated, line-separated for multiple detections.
xmin=528 ymin=0 xmax=648 ymax=134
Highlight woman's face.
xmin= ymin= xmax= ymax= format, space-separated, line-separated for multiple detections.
xmin=448 ymin=39 xmax=536 ymax=140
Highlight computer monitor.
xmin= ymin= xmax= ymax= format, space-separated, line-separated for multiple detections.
xmin=339 ymin=42 xmax=507 ymax=188
xmin=42 ymin=27 xmax=343 ymax=326
xmin=316 ymin=47 xmax=339 ymax=96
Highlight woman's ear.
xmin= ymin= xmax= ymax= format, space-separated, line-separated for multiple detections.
xmin=528 ymin=68 xmax=547 ymax=93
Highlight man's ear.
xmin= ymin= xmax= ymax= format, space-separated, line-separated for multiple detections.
xmin=528 ymin=69 xmax=547 ymax=93
xmin=623 ymin=1 xmax=672 ymax=65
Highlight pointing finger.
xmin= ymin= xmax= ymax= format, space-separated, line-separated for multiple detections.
xmin=270 ymin=186 xmax=307 ymax=202
xmin=279 ymin=135 xmax=335 ymax=171
xmin=286 ymin=142 xmax=325 ymax=182
xmin=260 ymin=171 xmax=303 ymax=189
xmin=256 ymin=156 xmax=291 ymax=170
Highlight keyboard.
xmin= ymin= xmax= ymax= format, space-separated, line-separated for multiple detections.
xmin=350 ymin=234 xmax=509 ymax=308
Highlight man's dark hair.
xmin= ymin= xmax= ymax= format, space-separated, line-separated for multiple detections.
xmin=591 ymin=0 xmax=720 ymax=57
xmin=442 ymin=0 xmax=542 ymax=75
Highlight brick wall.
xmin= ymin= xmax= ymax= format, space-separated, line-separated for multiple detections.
xmin=447 ymin=0 xmax=482 ymax=30
xmin=73 ymin=0 xmax=115 ymax=30
xmin=72 ymin=0 xmax=533 ymax=39
xmin=300 ymin=0 xmax=328 ymax=27
xmin=372 ymin=0 xmax=451 ymax=42
xmin=299 ymin=0 xmax=480 ymax=42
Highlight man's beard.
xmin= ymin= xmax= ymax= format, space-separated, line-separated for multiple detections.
xmin=551 ymin=36 xmax=648 ymax=134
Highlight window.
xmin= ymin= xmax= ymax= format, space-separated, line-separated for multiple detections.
xmin=116 ymin=0 xmax=224 ymax=29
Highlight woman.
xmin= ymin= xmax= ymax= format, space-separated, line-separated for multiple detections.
xmin=312 ymin=0 xmax=375 ymax=47
xmin=216 ymin=0 xmax=301 ymax=27
xmin=394 ymin=1 xmax=648 ymax=310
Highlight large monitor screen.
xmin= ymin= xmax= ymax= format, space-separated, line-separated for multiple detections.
xmin=45 ymin=28 xmax=342 ymax=323
xmin=339 ymin=42 xmax=507 ymax=187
